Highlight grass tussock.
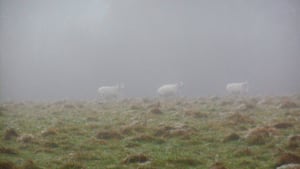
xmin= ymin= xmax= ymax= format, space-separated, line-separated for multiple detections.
xmin=184 ymin=110 xmax=208 ymax=118
xmin=154 ymin=124 xmax=195 ymax=139
xmin=0 ymin=146 xmax=18 ymax=155
xmin=3 ymin=128 xmax=19 ymax=140
xmin=278 ymin=100 xmax=298 ymax=109
xmin=273 ymin=122 xmax=294 ymax=129
xmin=226 ymin=112 xmax=254 ymax=125
xmin=149 ymin=107 xmax=163 ymax=115
xmin=59 ymin=161 xmax=86 ymax=169
xmin=276 ymin=164 xmax=300 ymax=169
xmin=120 ymin=123 xmax=147 ymax=135
xmin=223 ymin=132 xmax=240 ymax=142
xmin=287 ymin=135 xmax=300 ymax=148
xmin=0 ymin=160 xmax=17 ymax=169
xmin=234 ymin=147 xmax=253 ymax=156
xmin=167 ymin=158 xmax=201 ymax=166
xmin=210 ymin=162 xmax=227 ymax=169
xmin=41 ymin=127 xmax=58 ymax=137
xmin=96 ymin=130 xmax=122 ymax=140
xmin=276 ymin=152 xmax=300 ymax=167
xmin=129 ymin=134 xmax=165 ymax=144
xmin=21 ymin=160 xmax=41 ymax=169
xmin=17 ymin=134 xmax=35 ymax=143
xmin=122 ymin=154 xmax=149 ymax=164
xmin=245 ymin=126 xmax=279 ymax=145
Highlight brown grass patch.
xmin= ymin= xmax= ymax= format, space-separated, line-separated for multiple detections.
xmin=154 ymin=124 xmax=195 ymax=139
xmin=3 ymin=128 xmax=19 ymax=140
xmin=273 ymin=122 xmax=294 ymax=129
xmin=245 ymin=126 xmax=279 ymax=145
xmin=86 ymin=116 xmax=99 ymax=122
xmin=21 ymin=160 xmax=41 ymax=169
xmin=43 ymin=141 xmax=59 ymax=148
xmin=184 ymin=110 xmax=208 ymax=118
xmin=130 ymin=134 xmax=165 ymax=144
xmin=68 ymin=152 xmax=99 ymax=161
xmin=0 ymin=160 xmax=17 ymax=169
xmin=287 ymin=135 xmax=300 ymax=148
xmin=223 ymin=133 xmax=240 ymax=142
xmin=96 ymin=130 xmax=122 ymax=140
xmin=278 ymin=100 xmax=298 ymax=109
xmin=120 ymin=123 xmax=147 ymax=135
xmin=41 ymin=128 xmax=58 ymax=137
xmin=167 ymin=158 xmax=201 ymax=166
xmin=235 ymin=102 xmax=256 ymax=111
xmin=149 ymin=108 xmax=163 ymax=115
xmin=130 ymin=104 xmax=143 ymax=110
xmin=234 ymin=147 xmax=253 ymax=156
xmin=276 ymin=152 xmax=300 ymax=167
xmin=276 ymin=164 xmax=300 ymax=169
xmin=0 ymin=146 xmax=18 ymax=155
xmin=122 ymin=154 xmax=149 ymax=164
xmin=226 ymin=112 xmax=254 ymax=125
xmin=59 ymin=161 xmax=86 ymax=169
xmin=17 ymin=134 xmax=35 ymax=143
xmin=210 ymin=162 xmax=227 ymax=169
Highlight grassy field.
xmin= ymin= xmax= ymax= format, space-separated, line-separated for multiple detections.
xmin=0 ymin=96 xmax=300 ymax=169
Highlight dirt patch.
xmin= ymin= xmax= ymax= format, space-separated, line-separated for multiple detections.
xmin=287 ymin=135 xmax=300 ymax=148
xmin=96 ymin=130 xmax=122 ymax=140
xmin=122 ymin=154 xmax=149 ymax=164
xmin=3 ymin=128 xmax=19 ymax=140
xmin=245 ymin=126 xmax=279 ymax=145
xmin=276 ymin=152 xmax=300 ymax=167
xmin=210 ymin=162 xmax=227 ymax=169
xmin=273 ymin=122 xmax=294 ymax=129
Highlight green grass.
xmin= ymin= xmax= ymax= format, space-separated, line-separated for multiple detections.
xmin=0 ymin=96 xmax=300 ymax=169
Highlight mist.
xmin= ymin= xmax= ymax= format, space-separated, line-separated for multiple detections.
xmin=0 ymin=0 xmax=300 ymax=101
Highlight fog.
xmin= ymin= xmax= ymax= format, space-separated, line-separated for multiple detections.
xmin=0 ymin=0 xmax=299 ymax=101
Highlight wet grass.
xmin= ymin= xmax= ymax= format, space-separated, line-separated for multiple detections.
xmin=0 ymin=96 xmax=299 ymax=169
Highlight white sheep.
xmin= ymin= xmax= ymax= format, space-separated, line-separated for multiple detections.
xmin=157 ymin=82 xmax=184 ymax=97
xmin=226 ymin=81 xmax=248 ymax=94
xmin=97 ymin=84 xmax=124 ymax=100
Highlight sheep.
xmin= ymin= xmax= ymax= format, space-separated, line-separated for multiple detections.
xmin=226 ymin=81 xmax=248 ymax=95
xmin=157 ymin=82 xmax=184 ymax=98
xmin=97 ymin=84 xmax=124 ymax=101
